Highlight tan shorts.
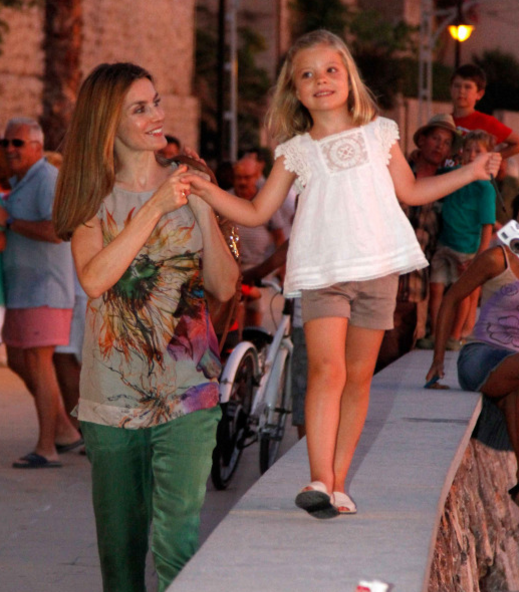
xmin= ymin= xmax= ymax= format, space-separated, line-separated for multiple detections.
xmin=430 ymin=244 xmax=474 ymax=285
xmin=300 ymin=274 xmax=399 ymax=330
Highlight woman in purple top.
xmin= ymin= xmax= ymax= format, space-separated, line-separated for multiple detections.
xmin=427 ymin=243 xmax=519 ymax=507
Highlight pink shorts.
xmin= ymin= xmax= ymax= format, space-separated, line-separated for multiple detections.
xmin=2 ymin=306 xmax=73 ymax=349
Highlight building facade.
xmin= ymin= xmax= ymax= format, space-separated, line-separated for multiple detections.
xmin=0 ymin=0 xmax=200 ymax=148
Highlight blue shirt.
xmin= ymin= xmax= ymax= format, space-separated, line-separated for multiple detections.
xmin=3 ymin=158 xmax=74 ymax=309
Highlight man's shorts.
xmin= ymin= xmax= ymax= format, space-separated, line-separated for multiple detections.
xmin=300 ymin=274 xmax=399 ymax=330
xmin=2 ymin=306 xmax=73 ymax=349
xmin=430 ymin=244 xmax=475 ymax=285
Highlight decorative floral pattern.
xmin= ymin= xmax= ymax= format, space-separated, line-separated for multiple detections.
xmin=320 ymin=131 xmax=368 ymax=173
xmin=79 ymin=191 xmax=220 ymax=429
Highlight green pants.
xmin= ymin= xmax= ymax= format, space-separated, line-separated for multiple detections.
xmin=81 ymin=406 xmax=220 ymax=592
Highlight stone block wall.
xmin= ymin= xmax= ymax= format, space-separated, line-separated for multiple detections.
xmin=0 ymin=0 xmax=199 ymax=148
xmin=429 ymin=439 xmax=519 ymax=592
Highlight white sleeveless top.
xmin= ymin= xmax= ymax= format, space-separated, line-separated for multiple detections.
xmin=275 ymin=117 xmax=428 ymax=297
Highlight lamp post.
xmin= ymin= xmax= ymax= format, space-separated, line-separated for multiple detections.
xmin=216 ymin=0 xmax=239 ymax=163
xmin=418 ymin=0 xmax=476 ymax=123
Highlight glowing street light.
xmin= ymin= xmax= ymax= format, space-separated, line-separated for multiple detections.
xmin=448 ymin=23 xmax=474 ymax=42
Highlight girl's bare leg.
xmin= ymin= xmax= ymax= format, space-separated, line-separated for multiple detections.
xmin=333 ymin=325 xmax=385 ymax=493
xmin=304 ymin=317 xmax=348 ymax=493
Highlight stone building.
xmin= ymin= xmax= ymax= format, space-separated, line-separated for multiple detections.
xmin=0 ymin=0 xmax=199 ymax=148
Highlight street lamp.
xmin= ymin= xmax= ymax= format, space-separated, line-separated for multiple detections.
xmin=449 ymin=0 xmax=474 ymax=68
xmin=418 ymin=0 xmax=477 ymax=123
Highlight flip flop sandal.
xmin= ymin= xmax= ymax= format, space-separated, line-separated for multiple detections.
xmin=12 ymin=452 xmax=63 ymax=469
xmin=332 ymin=491 xmax=357 ymax=514
xmin=56 ymin=438 xmax=84 ymax=454
xmin=295 ymin=481 xmax=339 ymax=519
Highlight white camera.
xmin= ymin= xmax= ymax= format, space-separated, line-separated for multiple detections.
xmin=497 ymin=220 xmax=519 ymax=255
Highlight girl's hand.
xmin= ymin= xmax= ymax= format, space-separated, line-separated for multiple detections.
xmin=425 ymin=359 xmax=444 ymax=383
xmin=149 ymin=165 xmax=190 ymax=215
xmin=470 ymin=152 xmax=502 ymax=180
xmin=180 ymin=172 xmax=214 ymax=201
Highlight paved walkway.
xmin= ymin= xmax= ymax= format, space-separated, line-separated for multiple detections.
xmin=0 ymin=344 xmax=297 ymax=592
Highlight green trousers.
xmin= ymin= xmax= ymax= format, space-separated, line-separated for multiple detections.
xmin=81 ymin=406 xmax=220 ymax=592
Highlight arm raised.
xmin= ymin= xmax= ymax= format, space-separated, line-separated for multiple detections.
xmin=72 ymin=170 xmax=189 ymax=299
xmin=388 ymin=141 xmax=502 ymax=206
xmin=187 ymin=194 xmax=239 ymax=302
xmin=182 ymin=157 xmax=297 ymax=227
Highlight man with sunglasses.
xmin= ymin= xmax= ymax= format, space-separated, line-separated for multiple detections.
xmin=0 ymin=117 xmax=81 ymax=468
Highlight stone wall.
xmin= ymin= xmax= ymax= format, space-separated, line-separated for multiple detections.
xmin=429 ymin=439 xmax=519 ymax=592
xmin=0 ymin=1 xmax=199 ymax=148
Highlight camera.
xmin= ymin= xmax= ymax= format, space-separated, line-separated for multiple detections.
xmin=497 ymin=219 xmax=519 ymax=255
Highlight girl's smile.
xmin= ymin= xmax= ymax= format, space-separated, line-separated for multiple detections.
xmin=292 ymin=44 xmax=350 ymax=116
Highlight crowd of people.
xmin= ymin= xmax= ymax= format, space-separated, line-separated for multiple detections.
xmin=0 ymin=28 xmax=518 ymax=591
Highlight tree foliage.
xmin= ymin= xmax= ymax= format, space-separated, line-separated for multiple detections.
xmin=195 ymin=9 xmax=271 ymax=162
xmin=473 ymin=50 xmax=519 ymax=114
xmin=289 ymin=0 xmax=417 ymax=109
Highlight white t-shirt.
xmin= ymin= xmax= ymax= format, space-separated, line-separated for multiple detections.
xmin=275 ymin=117 xmax=428 ymax=298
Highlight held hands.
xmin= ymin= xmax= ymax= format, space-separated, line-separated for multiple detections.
xmin=150 ymin=165 xmax=191 ymax=215
xmin=470 ymin=152 xmax=502 ymax=180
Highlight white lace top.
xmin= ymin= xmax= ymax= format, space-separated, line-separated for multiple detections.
xmin=274 ymin=117 xmax=428 ymax=297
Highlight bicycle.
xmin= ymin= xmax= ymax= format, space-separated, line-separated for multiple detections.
xmin=211 ymin=280 xmax=293 ymax=490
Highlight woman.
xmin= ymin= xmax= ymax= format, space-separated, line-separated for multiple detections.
xmin=426 ymin=243 xmax=519 ymax=508
xmin=53 ymin=63 xmax=239 ymax=591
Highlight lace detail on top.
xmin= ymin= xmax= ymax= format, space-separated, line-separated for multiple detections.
xmin=320 ymin=130 xmax=368 ymax=172
xmin=275 ymin=136 xmax=311 ymax=189
xmin=375 ymin=117 xmax=399 ymax=164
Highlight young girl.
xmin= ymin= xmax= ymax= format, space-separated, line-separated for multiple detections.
xmin=184 ymin=30 xmax=501 ymax=519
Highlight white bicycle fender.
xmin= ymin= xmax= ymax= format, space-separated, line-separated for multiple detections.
xmin=219 ymin=341 xmax=258 ymax=404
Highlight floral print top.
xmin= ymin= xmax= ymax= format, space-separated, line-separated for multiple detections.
xmin=77 ymin=185 xmax=221 ymax=429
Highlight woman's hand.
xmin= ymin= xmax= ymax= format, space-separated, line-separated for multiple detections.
xmin=149 ymin=165 xmax=191 ymax=215
xmin=470 ymin=151 xmax=502 ymax=181
xmin=187 ymin=192 xmax=212 ymax=222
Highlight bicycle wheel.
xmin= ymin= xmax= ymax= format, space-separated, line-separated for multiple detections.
xmin=211 ymin=348 xmax=256 ymax=490
xmin=259 ymin=348 xmax=291 ymax=474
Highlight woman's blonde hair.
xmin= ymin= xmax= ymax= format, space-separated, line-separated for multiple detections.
xmin=53 ymin=63 xmax=153 ymax=240
xmin=266 ymin=30 xmax=378 ymax=143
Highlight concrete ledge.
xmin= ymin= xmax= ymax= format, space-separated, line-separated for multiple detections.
xmin=169 ymin=350 xmax=482 ymax=592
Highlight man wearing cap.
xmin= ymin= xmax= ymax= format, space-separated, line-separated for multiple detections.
xmin=377 ymin=114 xmax=461 ymax=370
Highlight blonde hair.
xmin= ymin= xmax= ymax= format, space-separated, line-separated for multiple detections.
xmin=266 ymin=30 xmax=378 ymax=142
xmin=53 ymin=63 xmax=153 ymax=240
xmin=463 ymin=129 xmax=496 ymax=153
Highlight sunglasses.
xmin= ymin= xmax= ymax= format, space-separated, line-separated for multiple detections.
xmin=0 ymin=138 xmax=37 ymax=148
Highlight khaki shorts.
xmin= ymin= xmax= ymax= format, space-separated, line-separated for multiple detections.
xmin=300 ymin=274 xmax=399 ymax=330
xmin=430 ymin=244 xmax=474 ymax=285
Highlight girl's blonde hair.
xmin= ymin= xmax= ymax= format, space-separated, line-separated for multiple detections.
xmin=267 ymin=30 xmax=378 ymax=142
xmin=53 ymin=63 xmax=153 ymax=240
xmin=462 ymin=129 xmax=496 ymax=153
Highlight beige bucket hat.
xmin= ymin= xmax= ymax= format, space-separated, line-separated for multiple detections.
xmin=413 ymin=113 xmax=462 ymax=155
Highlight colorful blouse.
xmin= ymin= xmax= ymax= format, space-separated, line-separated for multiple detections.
xmin=77 ymin=185 xmax=221 ymax=429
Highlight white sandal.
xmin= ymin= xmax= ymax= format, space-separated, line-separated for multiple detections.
xmin=295 ymin=481 xmax=339 ymax=519
xmin=332 ymin=491 xmax=357 ymax=514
